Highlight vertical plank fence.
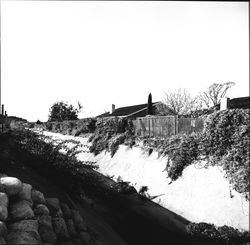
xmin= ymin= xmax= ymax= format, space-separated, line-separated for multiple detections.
xmin=133 ymin=116 xmax=204 ymax=138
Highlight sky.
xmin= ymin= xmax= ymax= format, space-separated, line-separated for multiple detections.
xmin=1 ymin=1 xmax=249 ymax=122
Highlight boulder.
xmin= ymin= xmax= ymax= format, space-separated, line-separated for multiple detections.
xmin=72 ymin=210 xmax=87 ymax=232
xmin=0 ymin=177 xmax=22 ymax=196
xmin=9 ymin=200 xmax=34 ymax=221
xmin=46 ymin=198 xmax=63 ymax=217
xmin=17 ymin=183 xmax=33 ymax=204
xmin=60 ymin=203 xmax=72 ymax=220
xmin=34 ymin=204 xmax=50 ymax=216
xmin=52 ymin=217 xmax=70 ymax=240
xmin=32 ymin=190 xmax=46 ymax=204
xmin=37 ymin=215 xmax=53 ymax=228
xmin=66 ymin=219 xmax=78 ymax=238
xmin=8 ymin=220 xmax=39 ymax=237
xmin=37 ymin=215 xmax=57 ymax=244
xmin=0 ymin=206 xmax=7 ymax=221
xmin=7 ymin=231 xmax=41 ymax=244
xmin=0 ymin=193 xmax=8 ymax=207
xmin=0 ymin=237 xmax=6 ymax=244
xmin=0 ymin=221 xmax=7 ymax=238
xmin=79 ymin=232 xmax=92 ymax=245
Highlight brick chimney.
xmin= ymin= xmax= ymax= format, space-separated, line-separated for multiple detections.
xmin=111 ymin=104 xmax=115 ymax=114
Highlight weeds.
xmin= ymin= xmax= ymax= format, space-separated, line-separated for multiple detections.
xmin=186 ymin=222 xmax=250 ymax=245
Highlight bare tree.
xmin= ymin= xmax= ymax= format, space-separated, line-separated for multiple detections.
xmin=199 ymin=82 xmax=235 ymax=108
xmin=159 ymin=88 xmax=199 ymax=115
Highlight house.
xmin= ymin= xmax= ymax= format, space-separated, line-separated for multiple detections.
xmin=96 ymin=102 xmax=168 ymax=119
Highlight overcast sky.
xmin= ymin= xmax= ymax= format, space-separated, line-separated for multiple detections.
xmin=1 ymin=1 xmax=249 ymax=121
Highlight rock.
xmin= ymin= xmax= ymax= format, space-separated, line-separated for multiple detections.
xmin=9 ymin=200 xmax=34 ymax=221
xmin=0 ymin=237 xmax=6 ymax=244
xmin=17 ymin=183 xmax=33 ymax=204
xmin=0 ymin=193 xmax=8 ymax=207
xmin=8 ymin=220 xmax=39 ymax=237
xmin=60 ymin=203 xmax=72 ymax=220
xmin=37 ymin=215 xmax=53 ymax=228
xmin=7 ymin=231 xmax=41 ymax=244
xmin=66 ymin=219 xmax=78 ymax=238
xmin=72 ymin=238 xmax=81 ymax=245
xmin=72 ymin=210 xmax=87 ymax=232
xmin=52 ymin=217 xmax=70 ymax=240
xmin=46 ymin=198 xmax=63 ymax=217
xmin=0 ymin=206 xmax=7 ymax=221
xmin=0 ymin=177 xmax=22 ymax=196
xmin=79 ymin=232 xmax=92 ymax=245
xmin=0 ymin=221 xmax=7 ymax=238
xmin=32 ymin=190 xmax=46 ymax=204
xmin=37 ymin=215 xmax=57 ymax=244
xmin=34 ymin=204 xmax=50 ymax=216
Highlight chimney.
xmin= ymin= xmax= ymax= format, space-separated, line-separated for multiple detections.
xmin=220 ymin=97 xmax=230 ymax=111
xmin=111 ymin=104 xmax=115 ymax=114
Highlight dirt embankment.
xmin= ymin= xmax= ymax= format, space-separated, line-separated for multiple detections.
xmin=0 ymin=131 xmax=220 ymax=245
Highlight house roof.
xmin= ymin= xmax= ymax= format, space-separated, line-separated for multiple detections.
xmin=110 ymin=102 xmax=160 ymax=117
xmin=96 ymin=112 xmax=111 ymax=118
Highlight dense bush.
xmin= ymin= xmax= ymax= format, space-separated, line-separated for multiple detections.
xmin=89 ymin=117 xmax=134 ymax=156
xmin=142 ymin=109 xmax=250 ymax=198
xmin=186 ymin=222 xmax=250 ymax=245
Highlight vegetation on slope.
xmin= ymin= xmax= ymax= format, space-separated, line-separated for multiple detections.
xmin=89 ymin=117 xmax=135 ymax=157
xmin=142 ymin=109 xmax=250 ymax=199
xmin=186 ymin=222 xmax=249 ymax=245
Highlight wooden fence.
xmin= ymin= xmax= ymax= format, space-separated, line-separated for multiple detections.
xmin=133 ymin=116 xmax=204 ymax=138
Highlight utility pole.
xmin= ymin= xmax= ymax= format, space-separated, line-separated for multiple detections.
xmin=0 ymin=0 xmax=2 ymax=128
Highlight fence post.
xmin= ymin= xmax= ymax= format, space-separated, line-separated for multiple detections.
xmin=5 ymin=111 xmax=7 ymax=130
xmin=175 ymin=116 xmax=178 ymax=135
xmin=148 ymin=118 xmax=150 ymax=137
xmin=1 ymin=104 xmax=4 ymax=132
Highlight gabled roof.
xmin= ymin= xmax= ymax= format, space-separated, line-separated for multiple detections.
xmin=110 ymin=102 xmax=161 ymax=117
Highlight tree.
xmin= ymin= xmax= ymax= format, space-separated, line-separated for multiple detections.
xmin=199 ymin=82 xmax=235 ymax=108
xmin=48 ymin=101 xmax=82 ymax=122
xmin=147 ymin=93 xmax=153 ymax=115
xmin=160 ymin=88 xmax=199 ymax=115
